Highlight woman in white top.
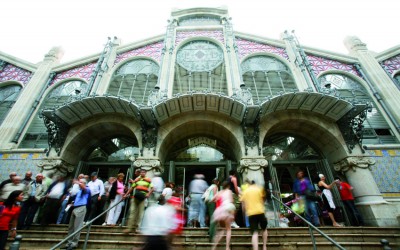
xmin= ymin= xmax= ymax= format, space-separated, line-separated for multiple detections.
xmin=318 ymin=174 xmax=342 ymax=227
xmin=162 ymin=182 xmax=174 ymax=201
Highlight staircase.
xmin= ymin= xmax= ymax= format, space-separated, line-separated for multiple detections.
xmin=8 ymin=225 xmax=400 ymax=250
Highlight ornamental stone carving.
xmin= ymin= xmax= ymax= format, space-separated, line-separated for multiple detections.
xmin=134 ymin=158 xmax=162 ymax=172
xmin=333 ymin=156 xmax=376 ymax=173
xmin=37 ymin=158 xmax=74 ymax=178
xmin=238 ymin=158 xmax=268 ymax=173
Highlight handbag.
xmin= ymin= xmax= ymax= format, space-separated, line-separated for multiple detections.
xmin=305 ymin=189 xmax=321 ymax=201
xmin=134 ymin=189 xmax=146 ymax=201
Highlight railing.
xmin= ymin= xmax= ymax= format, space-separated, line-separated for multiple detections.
xmin=271 ymin=195 xmax=346 ymax=250
xmin=50 ymin=197 xmax=126 ymax=250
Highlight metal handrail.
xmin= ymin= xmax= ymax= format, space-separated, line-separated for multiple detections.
xmin=271 ymin=195 xmax=346 ymax=250
xmin=50 ymin=196 xmax=127 ymax=250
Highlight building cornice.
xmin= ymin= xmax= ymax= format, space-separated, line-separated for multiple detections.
xmin=0 ymin=51 xmax=37 ymax=72
xmin=375 ymin=45 xmax=400 ymax=62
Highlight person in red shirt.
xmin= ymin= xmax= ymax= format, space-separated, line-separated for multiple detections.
xmin=335 ymin=177 xmax=365 ymax=226
xmin=0 ymin=190 xmax=23 ymax=250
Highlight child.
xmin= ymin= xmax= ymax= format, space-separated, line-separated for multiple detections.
xmin=279 ymin=213 xmax=290 ymax=228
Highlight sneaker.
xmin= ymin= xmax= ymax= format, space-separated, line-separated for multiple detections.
xmin=231 ymin=222 xmax=240 ymax=228
xmin=102 ymin=222 xmax=107 ymax=226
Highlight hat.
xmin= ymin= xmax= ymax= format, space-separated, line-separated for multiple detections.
xmin=91 ymin=172 xmax=98 ymax=177
xmin=318 ymin=174 xmax=324 ymax=179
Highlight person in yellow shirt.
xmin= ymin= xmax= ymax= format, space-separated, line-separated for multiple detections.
xmin=240 ymin=181 xmax=268 ymax=250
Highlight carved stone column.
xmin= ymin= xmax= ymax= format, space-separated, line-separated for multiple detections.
xmin=37 ymin=158 xmax=74 ymax=179
xmin=133 ymin=157 xmax=162 ymax=178
xmin=238 ymin=157 xmax=268 ymax=186
xmin=334 ymin=156 xmax=395 ymax=227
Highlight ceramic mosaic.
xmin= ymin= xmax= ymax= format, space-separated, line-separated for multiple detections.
xmin=381 ymin=54 xmax=400 ymax=75
xmin=365 ymin=149 xmax=400 ymax=193
xmin=0 ymin=63 xmax=32 ymax=85
xmin=175 ymin=30 xmax=225 ymax=46
xmin=307 ymin=55 xmax=361 ymax=78
xmin=0 ymin=153 xmax=45 ymax=182
xmin=50 ymin=62 xmax=97 ymax=86
xmin=114 ymin=41 xmax=164 ymax=65
xmin=235 ymin=37 xmax=289 ymax=61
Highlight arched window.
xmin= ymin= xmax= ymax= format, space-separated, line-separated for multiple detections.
xmin=0 ymin=84 xmax=22 ymax=125
xmin=173 ymin=40 xmax=227 ymax=95
xmin=108 ymin=59 xmax=159 ymax=105
xmin=19 ymin=80 xmax=88 ymax=148
xmin=394 ymin=72 xmax=400 ymax=87
xmin=241 ymin=56 xmax=297 ymax=103
xmin=319 ymin=74 xmax=397 ymax=144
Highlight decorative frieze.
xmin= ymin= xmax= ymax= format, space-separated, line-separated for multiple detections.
xmin=333 ymin=156 xmax=376 ymax=173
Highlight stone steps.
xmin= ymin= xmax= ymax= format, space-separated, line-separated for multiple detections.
xmin=8 ymin=225 xmax=400 ymax=250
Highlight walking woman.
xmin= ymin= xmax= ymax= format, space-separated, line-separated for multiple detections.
xmin=106 ymin=173 xmax=125 ymax=226
xmin=0 ymin=190 xmax=23 ymax=250
xmin=211 ymin=181 xmax=236 ymax=250
xmin=318 ymin=174 xmax=342 ymax=227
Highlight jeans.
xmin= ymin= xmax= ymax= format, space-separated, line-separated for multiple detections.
xmin=304 ymin=197 xmax=320 ymax=226
xmin=343 ymin=200 xmax=364 ymax=226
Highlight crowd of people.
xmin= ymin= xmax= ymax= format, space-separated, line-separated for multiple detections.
xmin=0 ymin=168 xmax=364 ymax=250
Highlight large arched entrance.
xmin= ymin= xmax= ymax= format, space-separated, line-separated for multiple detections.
xmin=260 ymin=110 xmax=351 ymax=227
xmin=157 ymin=113 xmax=243 ymax=195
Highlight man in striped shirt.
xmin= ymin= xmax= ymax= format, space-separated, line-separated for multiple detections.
xmin=123 ymin=169 xmax=153 ymax=233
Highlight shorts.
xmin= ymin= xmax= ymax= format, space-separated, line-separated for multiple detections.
xmin=249 ymin=213 xmax=268 ymax=233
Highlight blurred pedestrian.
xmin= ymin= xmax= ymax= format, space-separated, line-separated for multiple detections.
xmin=240 ymin=181 xmax=268 ymax=250
xmin=0 ymin=190 xmax=23 ymax=250
xmin=188 ymin=174 xmax=208 ymax=228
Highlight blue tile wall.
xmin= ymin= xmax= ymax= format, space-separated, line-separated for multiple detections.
xmin=366 ymin=150 xmax=400 ymax=193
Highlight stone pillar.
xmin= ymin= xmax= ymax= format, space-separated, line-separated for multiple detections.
xmin=344 ymin=36 xmax=400 ymax=127
xmin=133 ymin=157 xmax=162 ymax=179
xmin=0 ymin=47 xmax=64 ymax=148
xmin=281 ymin=31 xmax=314 ymax=92
xmin=95 ymin=37 xmax=121 ymax=95
xmin=334 ymin=156 xmax=398 ymax=226
xmin=237 ymin=157 xmax=268 ymax=187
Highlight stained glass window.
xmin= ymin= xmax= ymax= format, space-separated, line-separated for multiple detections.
xmin=0 ymin=84 xmax=22 ymax=125
xmin=108 ymin=59 xmax=159 ymax=105
xmin=319 ymin=74 xmax=397 ymax=144
xmin=19 ymin=80 xmax=88 ymax=148
xmin=241 ymin=56 xmax=297 ymax=103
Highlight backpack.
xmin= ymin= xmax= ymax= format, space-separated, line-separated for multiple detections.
xmin=202 ymin=185 xmax=215 ymax=202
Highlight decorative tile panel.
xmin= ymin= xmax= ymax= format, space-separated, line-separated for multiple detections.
xmin=175 ymin=30 xmax=225 ymax=46
xmin=365 ymin=150 xmax=400 ymax=193
xmin=381 ymin=54 xmax=400 ymax=75
xmin=235 ymin=38 xmax=288 ymax=60
xmin=115 ymin=41 xmax=164 ymax=65
xmin=0 ymin=63 xmax=32 ymax=85
xmin=307 ymin=55 xmax=360 ymax=77
xmin=51 ymin=62 xmax=97 ymax=85
xmin=0 ymin=153 xmax=45 ymax=182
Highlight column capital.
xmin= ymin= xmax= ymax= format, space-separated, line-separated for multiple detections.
xmin=333 ymin=156 xmax=376 ymax=173
xmin=37 ymin=158 xmax=73 ymax=177
xmin=344 ymin=36 xmax=368 ymax=52
xmin=134 ymin=158 xmax=162 ymax=172
xmin=238 ymin=157 xmax=268 ymax=173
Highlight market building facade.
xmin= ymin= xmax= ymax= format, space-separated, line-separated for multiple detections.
xmin=0 ymin=7 xmax=399 ymax=227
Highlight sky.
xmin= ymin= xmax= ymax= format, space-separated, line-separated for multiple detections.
xmin=1 ymin=0 xmax=398 ymax=64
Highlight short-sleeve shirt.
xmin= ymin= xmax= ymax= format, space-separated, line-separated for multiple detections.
xmin=240 ymin=185 xmax=265 ymax=216
xmin=132 ymin=177 xmax=152 ymax=193
xmin=339 ymin=182 xmax=354 ymax=200
xmin=0 ymin=205 xmax=20 ymax=230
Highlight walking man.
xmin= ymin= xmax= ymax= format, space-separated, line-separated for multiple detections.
xmin=335 ymin=176 xmax=365 ymax=226
xmin=240 ymin=181 xmax=268 ymax=250
xmin=86 ymin=172 xmax=105 ymax=223
xmin=123 ymin=169 xmax=153 ymax=233
xmin=62 ymin=178 xmax=91 ymax=250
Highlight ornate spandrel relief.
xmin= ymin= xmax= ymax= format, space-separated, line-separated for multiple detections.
xmin=334 ymin=156 xmax=376 ymax=173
